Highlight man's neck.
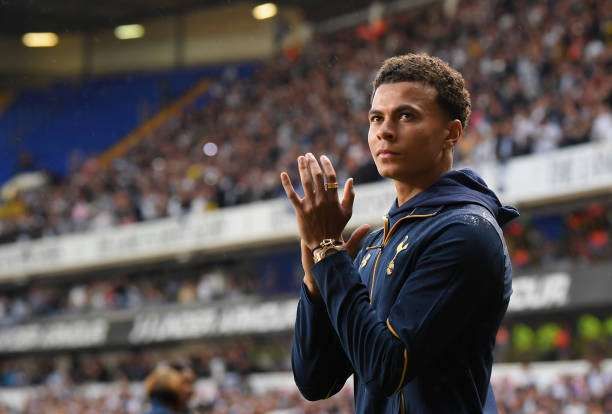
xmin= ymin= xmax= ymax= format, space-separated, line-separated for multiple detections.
xmin=393 ymin=167 xmax=450 ymax=207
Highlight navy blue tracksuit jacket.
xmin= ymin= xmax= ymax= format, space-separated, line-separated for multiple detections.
xmin=292 ymin=169 xmax=519 ymax=413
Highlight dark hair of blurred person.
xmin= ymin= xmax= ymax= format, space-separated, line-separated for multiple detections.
xmin=144 ymin=361 xmax=195 ymax=414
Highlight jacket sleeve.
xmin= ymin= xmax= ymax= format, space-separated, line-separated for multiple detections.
xmin=291 ymin=283 xmax=354 ymax=400
xmin=310 ymin=217 xmax=504 ymax=396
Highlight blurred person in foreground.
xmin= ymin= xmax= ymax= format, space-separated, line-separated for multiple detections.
xmin=281 ymin=53 xmax=519 ymax=413
xmin=144 ymin=362 xmax=195 ymax=414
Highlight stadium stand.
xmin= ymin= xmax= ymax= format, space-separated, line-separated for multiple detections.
xmin=0 ymin=309 xmax=610 ymax=387
xmin=2 ymin=361 xmax=611 ymax=413
xmin=0 ymin=0 xmax=610 ymax=244
xmin=0 ymin=67 xmax=242 ymax=180
xmin=0 ymin=198 xmax=609 ymax=324
xmin=0 ymin=0 xmax=610 ymax=412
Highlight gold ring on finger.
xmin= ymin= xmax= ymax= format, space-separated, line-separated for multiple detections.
xmin=324 ymin=182 xmax=339 ymax=191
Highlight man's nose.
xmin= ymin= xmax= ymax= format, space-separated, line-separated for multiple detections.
xmin=377 ymin=119 xmax=396 ymax=141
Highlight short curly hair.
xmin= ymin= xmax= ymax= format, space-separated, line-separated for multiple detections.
xmin=372 ymin=53 xmax=471 ymax=129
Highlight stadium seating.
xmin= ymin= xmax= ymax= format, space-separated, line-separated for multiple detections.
xmin=0 ymin=200 xmax=609 ymax=324
xmin=4 ymin=361 xmax=612 ymax=413
xmin=0 ymin=0 xmax=610 ymax=412
xmin=0 ymin=0 xmax=610 ymax=245
xmin=0 ymin=65 xmax=253 ymax=183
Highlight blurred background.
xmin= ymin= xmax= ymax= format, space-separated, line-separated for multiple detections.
xmin=0 ymin=0 xmax=610 ymax=412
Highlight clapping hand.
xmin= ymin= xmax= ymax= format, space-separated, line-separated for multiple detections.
xmin=280 ymin=153 xmax=370 ymax=298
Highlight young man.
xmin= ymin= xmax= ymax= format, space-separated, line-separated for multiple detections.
xmin=280 ymin=53 xmax=518 ymax=413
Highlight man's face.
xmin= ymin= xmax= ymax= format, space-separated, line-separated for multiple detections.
xmin=368 ymin=81 xmax=452 ymax=182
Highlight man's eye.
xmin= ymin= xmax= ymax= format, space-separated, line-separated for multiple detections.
xmin=369 ymin=115 xmax=382 ymax=123
xmin=400 ymin=113 xmax=414 ymax=120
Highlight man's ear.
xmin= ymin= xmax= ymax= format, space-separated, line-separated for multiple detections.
xmin=445 ymin=119 xmax=463 ymax=150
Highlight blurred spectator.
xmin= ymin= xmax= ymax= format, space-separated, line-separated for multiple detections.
xmin=144 ymin=362 xmax=195 ymax=414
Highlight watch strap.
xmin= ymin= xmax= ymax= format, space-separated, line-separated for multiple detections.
xmin=313 ymin=244 xmax=346 ymax=263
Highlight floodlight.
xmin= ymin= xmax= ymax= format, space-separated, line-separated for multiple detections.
xmin=252 ymin=3 xmax=278 ymax=20
xmin=22 ymin=32 xmax=59 ymax=47
xmin=114 ymin=24 xmax=145 ymax=40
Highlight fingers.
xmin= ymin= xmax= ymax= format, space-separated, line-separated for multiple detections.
xmin=345 ymin=224 xmax=372 ymax=258
xmin=296 ymin=153 xmax=345 ymax=205
xmin=305 ymin=153 xmax=325 ymax=201
xmin=297 ymin=155 xmax=315 ymax=202
xmin=319 ymin=155 xmax=339 ymax=201
xmin=280 ymin=172 xmax=302 ymax=211
xmin=340 ymin=177 xmax=355 ymax=213
xmin=319 ymin=155 xmax=337 ymax=182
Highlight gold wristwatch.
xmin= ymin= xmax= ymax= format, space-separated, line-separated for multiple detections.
xmin=313 ymin=239 xmax=346 ymax=263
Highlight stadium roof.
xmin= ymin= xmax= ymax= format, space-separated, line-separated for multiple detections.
xmin=0 ymin=0 xmax=383 ymax=35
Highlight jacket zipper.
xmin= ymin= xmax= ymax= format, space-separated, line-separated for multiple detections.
xmin=368 ymin=209 xmax=440 ymax=412
xmin=369 ymin=209 xmax=439 ymax=301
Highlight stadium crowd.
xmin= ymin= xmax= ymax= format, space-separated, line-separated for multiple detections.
xmin=0 ymin=0 xmax=610 ymax=245
xmin=0 ymin=336 xmax=293 ymax=387
xmin=0 ymin=265 xmax=267 ymax=326
xmin=493 ymin=361 xmax=612 ymax=414
xmin=0 ymin=361 xmax=610 ymax=413
xmin=0 ymin=198 xmax=609 ymax=326
xmin=0 ymin=0 xmax=610 ymax=409
xmin=13 ymin=387 xmax=357 ymax=414
xmin=2 ymin=312 xmax=611 ymax=388
xmin=505 ymin=200 xmax=612 ymax=269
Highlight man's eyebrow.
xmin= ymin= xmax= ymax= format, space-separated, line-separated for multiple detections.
xmin=394 ymin=104 xmax=421 ymax=113
xmin=368 ymin=104 xmax=421 ymax=115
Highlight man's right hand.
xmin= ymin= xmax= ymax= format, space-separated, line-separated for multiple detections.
xmin=302 ymin=224 xmax=371 ymax=300
xmin=345 ymin=224 xmax=371 ymax=257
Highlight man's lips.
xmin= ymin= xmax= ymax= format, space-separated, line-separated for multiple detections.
xmin=377 ymin=149 xmax=400 ymax=158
